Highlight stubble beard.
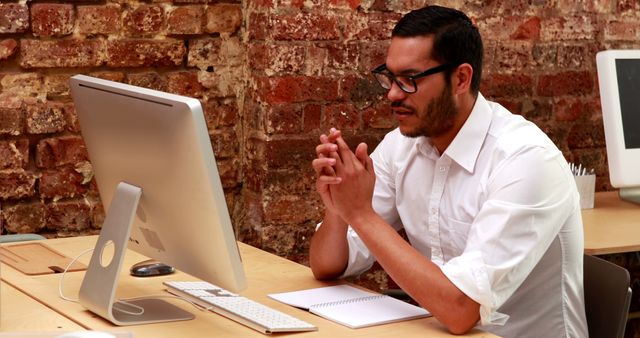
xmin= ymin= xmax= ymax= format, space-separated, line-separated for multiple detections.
xmin=400 ymin=83 xmax=457 ymax=139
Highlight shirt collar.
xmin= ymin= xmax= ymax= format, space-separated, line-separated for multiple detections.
xmin=442 ymin=93 xmax=492 ymax=173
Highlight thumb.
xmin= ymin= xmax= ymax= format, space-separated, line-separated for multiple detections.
xmin=355 ymin=143 xmax=375 ymax=175
xmin=355 ymin=143 xmax=369 ymax=166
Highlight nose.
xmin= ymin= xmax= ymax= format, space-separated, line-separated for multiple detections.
xmin=386 ymin=81 xmax=408 ymax=102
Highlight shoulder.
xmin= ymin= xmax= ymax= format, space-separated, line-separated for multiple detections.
xmin=485 ymin=101 xmax=560 ymax=158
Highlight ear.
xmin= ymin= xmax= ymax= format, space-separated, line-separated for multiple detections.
xmin=452 ymin=63 xmax=473 ymax=95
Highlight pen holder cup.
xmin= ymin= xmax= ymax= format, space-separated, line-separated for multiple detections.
xmin=574 ymin=174 xmax=595 ymax=209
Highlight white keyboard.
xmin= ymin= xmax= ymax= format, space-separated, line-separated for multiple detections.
xmin=164 ymin=281 xmax=317 ymax=334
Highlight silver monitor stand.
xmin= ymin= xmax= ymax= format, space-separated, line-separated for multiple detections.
xmin=619 ymin=187 xmax=640 ymax=205
xmin=78 ymin=182 xmax=194 ymax=325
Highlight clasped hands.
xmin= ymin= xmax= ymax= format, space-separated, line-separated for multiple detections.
xmin=312 ymin=128 xmax=376 ymax=224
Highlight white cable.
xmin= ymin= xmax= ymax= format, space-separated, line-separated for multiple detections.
xmin=58 ymin=247 xmax=94 ymax=302
xmin=59 ymin=250 xmax=207 ymax=317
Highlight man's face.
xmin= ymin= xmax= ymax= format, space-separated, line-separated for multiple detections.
xmin=384 ymin=35 xmax=458 ymax=138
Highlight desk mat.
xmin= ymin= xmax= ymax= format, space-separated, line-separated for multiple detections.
xmin=0 ymin=242 xmax=87 ymax=275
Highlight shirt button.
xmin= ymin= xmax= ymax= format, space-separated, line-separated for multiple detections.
xmin=439 ymin=166 xmax=446 ymax=171
xmin=430 ymin=208 xmax=437 ymax=214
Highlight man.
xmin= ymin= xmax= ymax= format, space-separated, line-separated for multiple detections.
xmin=309 ymin=5 xmax=588 ymax=338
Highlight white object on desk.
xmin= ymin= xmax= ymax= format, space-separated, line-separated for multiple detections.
xmin=268 ymin=285 xmax=430 ymax=329
xmin=164 ymin=281 xmax=317 ymax=334
xmin=574 ymin=174 xmax=596 ymax=209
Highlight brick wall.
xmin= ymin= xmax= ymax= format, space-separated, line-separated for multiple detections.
xmin=0 ymin=1 xmax=243 ymax=237
xmin=1 ymin=1 xmax=640 ymax=333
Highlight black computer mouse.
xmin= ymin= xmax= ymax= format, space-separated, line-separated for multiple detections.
xmin=130 ymin=259 xmax=175 ymax=277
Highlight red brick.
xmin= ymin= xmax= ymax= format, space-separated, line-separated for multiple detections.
xmin=126 ymin=72 xmax=166 ymax=91
xmin=357 ymin=41 xmax=388 ymax=73
xmin=493 ymin=99 xmax=523 ymax=115
xmin=265 ymin=104 xmax=303 ymax=135
xmin=256 ymin=76 xmax=340 ymax=104
xmin=35 ymin=136 xmax=88 ymax=168
xmin=568 ymin=119 xmax=605 ymax=148
xmin=604 ymin=21 xmax=638 ymax=40
xmin=1 ymin=202 xmax=46 ymax=233
xmin=19 ymin=39 xmax=104 ymax=68
xmin=346 ymin=12 xmax=401 ymax=40
xmin=481 ymin=74 xmax=534 ymax=98
xmin=105 ymin=39 xmax=185 ymax=67
xmin=0 ymin=4 xmax=29 ymax=33
xmin=123 ymin=5 xmax=165 ymax=37
xmin=248 ymin=13 xmax=270 ymax=40
xmin=491 ymin=42 xmax=533 ymax=71
xmin=0 ymin=39 xmax=17 ymax=61
xmin=188 ymin=37 xmax=242 ymax=70
xmin=87 ymin=71 xmax=125 ymax=83
xmin=45 ymin=74 xmax=72 ymax=98
xmin=340 ymin=75 xmax=385 ymax=102
xmin=77 ymin=4 xmax=121 ymax=35
xmin=39 ymin=167 xmax=88 ymax=200
xmin=205 ymin=4 xmax=242 ymax=34
xmin=0 ymin=171 xmax=37 ymax=200
xmin=0 ymin=139 xmax=29 ymax=170
xmin=45 ymin=200 xmax=93 ymax=231
xmin=557 ymin=43 xmax=599 ymax=70
xmin=554 ymin=99 xmax=593 ymax=122
xmin=165 ymin=71 xmax=205 ymax=98
xmin=541 ymin=16 xmax=597 ymax=41
xmin=26 ymin=102 xmax=67 ymax=134
xmin=270 ymin=13 xmax=341 ymax=41
xmin=187 ymin=38 xmax=222 ymax=70
xmin=537 ymin=71 xmax=594 ymax=97
xmin=203 ymin=99 xmax=239 ymax=129
xmin=511 ymin=17 xmax=541 ymax=40
xmin=363 ymin=102 xmax=395 ymax=129
xmin=617 ymin=0 xmax=640 ymax=13
xmin=556 ymin=0 xmax=613 ymax=13
xmin=1 ymin=73 xmax=44 ymax=100
xmin=62 ymin=102 xmax=81 ymax=133
xmin=210 ymin=129 xmax=240 ymax=159
xmin=323 ymin=103 xmax=360 ymax=131
xmin=0 ymin=106 xmax=24 ymax=136
xmin=198 ymin=67 xmax=242 ymax=98
xmin=31 ymin=4 xmax=75 ymax=37
xmin=217 ymin=158 xmax=241 ymax=188
xmin=327 ymin=43 xmax=359 ymax=71
xmin=303 ymin=104 xmax=322 ymax=132
xmin=264 ymin=137 xmax=317 ymax=169
xmin=167 ymin=5 xmax=203 ymax=35
xmin=329 ymin=0 xmax=361 ymax=10
xmin=248 ymin=43 xmax=306 ymax=74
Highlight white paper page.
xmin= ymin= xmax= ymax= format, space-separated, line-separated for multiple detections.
xmin=268 ymin=285 xmax=377 ymax=309
xmin=310 ymin=295 xmax=430 ymax=329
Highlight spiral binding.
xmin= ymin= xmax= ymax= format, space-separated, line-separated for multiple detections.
xmin=309 ymin=295 xmax=386 ymax=309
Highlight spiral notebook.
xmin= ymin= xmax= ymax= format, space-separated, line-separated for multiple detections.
xmin=268 ymin=285 xmax=430 ymax=329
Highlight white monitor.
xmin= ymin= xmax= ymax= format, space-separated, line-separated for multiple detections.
xmin=596 ymin=50 xmax=640 ymax=204
xmin=69 ymin=74 xmax=247 ymax=325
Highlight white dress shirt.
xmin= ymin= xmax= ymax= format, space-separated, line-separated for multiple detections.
xmin=332 ymin=94 xmax=588 ymax=338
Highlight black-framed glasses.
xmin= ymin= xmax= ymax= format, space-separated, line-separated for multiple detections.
xmin=371 ymin=63 xmax=457 ymax=94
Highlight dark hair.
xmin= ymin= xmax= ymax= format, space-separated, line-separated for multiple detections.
xmin=392 ymin=5 xmax=483 ymax=94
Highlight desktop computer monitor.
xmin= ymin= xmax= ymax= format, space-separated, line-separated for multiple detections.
xmin=69 ymin=74 xmax=247 ymax=325
xmin=596 ymin=50 xmax=640 ymax=204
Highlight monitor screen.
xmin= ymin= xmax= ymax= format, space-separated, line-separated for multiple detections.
xmin=69 ymin=74 xmax=246 ymax=325
xmin=614 ymin=59 xmax=640 ymax=149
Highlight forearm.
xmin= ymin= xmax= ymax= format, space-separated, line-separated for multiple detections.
xmin=309 ymin=211 xmax=350 ymax=280
xmin=349 ymin=211 xmax=480 ymax=334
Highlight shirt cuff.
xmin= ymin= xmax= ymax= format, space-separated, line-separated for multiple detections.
xmin=439 ymin=251 xmax=509 ymax=326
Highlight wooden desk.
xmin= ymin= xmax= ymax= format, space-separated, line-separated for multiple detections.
xmin=1 ymin=281 xmax=84 ymax=332
xmin=0 ymin=237 xmax=496 ymax=338
xmin=582 ymin=191 xmax=640 ymax=255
